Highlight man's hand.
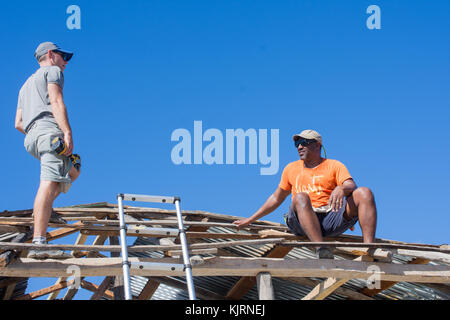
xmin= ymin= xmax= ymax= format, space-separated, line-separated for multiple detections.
xmin=328 ymin=186 xmax=345 ymax=212
xmin=63 ymin=131 xmax=73 ymax=156
xmin=232 ymin=217 xmax=254 ymax=231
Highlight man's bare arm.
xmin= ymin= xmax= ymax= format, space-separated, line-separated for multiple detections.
xmin=329 ymin=178 xmax=357 ymax=211
xmin=233 ymin=187 xmax=291 ymax=230
xmin=15 ymin=108 xmax=26 ymax=134
xmin=48 ymin=83 xmax=73 ymax=155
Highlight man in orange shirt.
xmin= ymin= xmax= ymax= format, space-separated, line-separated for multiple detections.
xmin=233 ymin=129 xmax=377 ymax=259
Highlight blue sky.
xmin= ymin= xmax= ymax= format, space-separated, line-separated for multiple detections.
xmin=1 ymin=0 xmax=449 ymax=299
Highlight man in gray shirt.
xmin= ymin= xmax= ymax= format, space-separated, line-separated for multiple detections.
xmin=15 ymin=42 xmax=80 ymax=259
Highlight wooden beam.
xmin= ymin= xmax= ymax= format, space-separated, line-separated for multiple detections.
xmin=41 ymin=222 xmax=83 ymax=242
xmin=137 ymin=278 xmax=160 ymax=300
xmin=2 ymin=257 xmax=448 ymax=284
xmin=256 ymin=272 xmax=274 ymax=300
xmin=2 ymin=284 xmax=16 ymax=300
xmin=335 ymin=247 xmax=392 ymax=262
xmin=109 ymin=236 xmax=125 ymax=300
xmin=14 ymin=280 xmax=75 ymax=300
xmin=0 ymin=277 xmax=27 ymax=289
xmin=90 ymin=276 xmax=114 ymax=300
xmin=80 ymin=280 xmax=114 ymax=300
xmin=226 ymin=245 xmax=292 ymax=299
xmin=300 ymin=256 xmax=371 ymax=300
xmin=282 ymin=277 xmax=375 ymax=300
xmin=0 ymin=238 xmax=286 ymax=253
xmin=302 ymin=277 xmax=351 ymax=300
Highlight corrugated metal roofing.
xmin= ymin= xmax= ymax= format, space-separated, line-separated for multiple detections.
xmin=129 ymin=226 xmax=450 ymax=300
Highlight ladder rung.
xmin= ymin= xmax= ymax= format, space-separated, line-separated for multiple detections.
xmin=126 ymin=226 xmax=180 ymax=237
xmin=130 ymin=261 xmax=185 ymax=272
xmin=119 ymin=193 xmax=177 ymax=204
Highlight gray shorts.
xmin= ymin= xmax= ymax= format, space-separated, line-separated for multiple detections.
xmin=284 ymin=197 xmax=358 ymax=237
xmin=24 ymin=119 xmax=72 ymax=193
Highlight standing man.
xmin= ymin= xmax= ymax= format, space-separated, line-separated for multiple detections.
xmin=233 ymin=130 xmax=377 ymax=259
xmin=15 ymin=42 xmax=80 ymax=259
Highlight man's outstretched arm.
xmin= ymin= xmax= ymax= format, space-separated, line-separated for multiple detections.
xmin=233 ymin=187 xmax=291 ymax=230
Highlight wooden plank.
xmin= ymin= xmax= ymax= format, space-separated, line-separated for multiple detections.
xmin=2 ymin=284 xmax=16 ymax=300
xmin=81 ymin=219 xmax=289 ymax=231
xmin=302 ymin=277 xmax=351 ymax=300
xmin=70 ymin=233 xmax=89 ymax=258
xmin=137 ymin=278 xmax=160 ymax=300
xmin=2 ymin=257 xmax=449 ymax=284
xmin=0 ymin=277 xmax=27 ymax=289
xmin=167 ymin=248 xmax=218 ymax=256
xmin=256 ymin=272 xmax=274 ymax=300
xmin=0 ymin=238 xmax=286 ymax=253
xmin=226 ymin=245 xmax=293 ymax=299
xmin=80 ymin=280 xmax=114 ymax=300
xmin=395 ymin=249 xmax=450 ymax=264
xmin=14 ymin=280 xmax=75 ymax=300
xmin=90 ymin=276 xmax=114 ymax=300
xmin=335 ymin=247 xmax=392 ymax=262
xmin=283 ymin=277 xmax=375 ymax=300
xmin=41 ymin=222 xmax=83 ymax=242
xmin=301 ymin=256 xmax=372 ymax=300
xmin=109 ymin=236 xmax=125 ymax=300
xmin=1 ymin=239 xmax=447 ymax=256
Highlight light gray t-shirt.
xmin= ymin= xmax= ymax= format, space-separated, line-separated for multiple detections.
xmin=17 ymin=65 xmax=64 ymax=132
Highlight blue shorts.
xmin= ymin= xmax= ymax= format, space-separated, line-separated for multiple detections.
xmin=284 ymin=197 xmax=358 ymax=238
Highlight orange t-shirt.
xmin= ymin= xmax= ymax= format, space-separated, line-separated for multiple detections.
xmin=279 ymin=159 xmax=352 ymax=208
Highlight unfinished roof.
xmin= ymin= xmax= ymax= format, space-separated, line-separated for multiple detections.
xmin=0 ymin=202 xmax=449 ymax=300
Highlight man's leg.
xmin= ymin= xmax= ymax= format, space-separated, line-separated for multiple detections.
xmin=33 ymin=180 xmax=61 ymax=239
xmin=292 ymin=193 xmax=323 ymax=242
xmin=345 ymin=187 xmax=377 ymax=243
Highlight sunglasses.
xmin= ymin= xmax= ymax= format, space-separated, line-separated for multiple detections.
xmin=52 ymin=50 xmax=70 ymax=62
xmin=294 ymin=138 xmax=317 ymax=148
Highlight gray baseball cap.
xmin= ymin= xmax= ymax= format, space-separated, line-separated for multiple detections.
xmin=293 ymin=129 xmax=322 ymax=145
xmin=34 ymin=42 xmax=73 ymax=62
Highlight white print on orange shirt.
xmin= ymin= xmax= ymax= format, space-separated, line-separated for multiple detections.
xmin=294 ymin=175 xmax=324 ymax=195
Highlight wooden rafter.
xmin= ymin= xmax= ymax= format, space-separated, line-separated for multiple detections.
xmin=1 ymin=203 xmax=449 ymax=301
xmin=226 ymin=245 xmax=293 ymax=299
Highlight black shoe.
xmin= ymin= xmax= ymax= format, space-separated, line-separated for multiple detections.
xmin=49 ymin=211 xmax=67 ymax=224
xmin=31 ymin=211 xmax=67 ymax=224
xmin=317 ymin=247 xmax=334 ymax=259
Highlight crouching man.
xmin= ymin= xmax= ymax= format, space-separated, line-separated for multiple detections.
xmin=233 ymin=130 xmax=377 ymax=259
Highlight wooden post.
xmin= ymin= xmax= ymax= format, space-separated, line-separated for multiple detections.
xmin=109 ymin=236 xmax=125 ymax=300
xmin=256 ymin=272 xmax=274 ymax=300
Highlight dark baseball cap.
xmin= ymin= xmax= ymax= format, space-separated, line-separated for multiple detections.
xmin=34 ymin=42 xmax=73 ymax=62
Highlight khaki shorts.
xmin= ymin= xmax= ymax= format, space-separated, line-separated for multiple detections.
xmin=24 ymin=119 xmax=72 ymax=193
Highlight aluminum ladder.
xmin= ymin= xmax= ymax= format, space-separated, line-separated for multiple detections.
xmin=116 ymin=193 xmax=196 ymax=300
